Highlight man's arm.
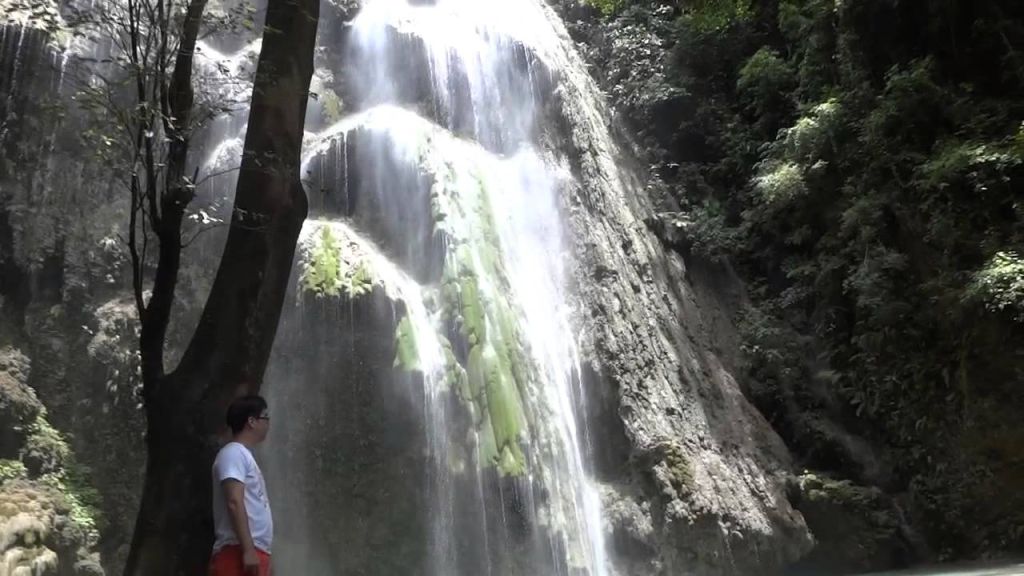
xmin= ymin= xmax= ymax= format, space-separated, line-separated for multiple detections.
xmin=223 ymin=479 xmax=260 ymax=572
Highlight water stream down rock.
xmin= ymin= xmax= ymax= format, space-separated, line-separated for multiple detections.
xmin=264 ymin=0 xmax=812 ymax=574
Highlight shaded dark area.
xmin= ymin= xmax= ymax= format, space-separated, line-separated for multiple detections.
xmin=264 ymin=287 xmax=432 ymax=576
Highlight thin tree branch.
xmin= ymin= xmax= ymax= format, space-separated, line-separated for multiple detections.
xmin=181 ymin=222 xmax=225 ymax=248
xmin=129 ymin=171 xmax=146 ymax=320
xmin=138 ymin=0 xmax=209 ymax=387
xmin=194 ymin=165 xmax=240 ymax=186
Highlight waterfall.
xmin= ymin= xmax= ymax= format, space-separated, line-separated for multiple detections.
xmin=262 ymin=0 xmax=611 ymax=574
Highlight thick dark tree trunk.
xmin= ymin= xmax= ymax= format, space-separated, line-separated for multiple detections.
xmin=122 ymin=376 xmax=213 ymax=576
xmin=123 ymin=0 xmax=318 ymax=572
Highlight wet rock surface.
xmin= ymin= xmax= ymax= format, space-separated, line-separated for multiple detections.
xmin=536 ymin=2 xmax=814 ymax=573
xmin=787 ymin=473 xmax=919 ymax=575
xmin=265 ymin=282 xmax=433 ymax=576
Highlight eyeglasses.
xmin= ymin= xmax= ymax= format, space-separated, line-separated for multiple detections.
xmin=254 ymin=414 xmax=270 ymax=421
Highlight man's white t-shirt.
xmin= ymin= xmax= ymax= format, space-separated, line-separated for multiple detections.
xmin=212 ymin=442 xmax=273 ymax=554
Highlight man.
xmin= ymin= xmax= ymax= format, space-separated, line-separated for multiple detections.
xmin=209 ymin=395 xmax=273 ymax=576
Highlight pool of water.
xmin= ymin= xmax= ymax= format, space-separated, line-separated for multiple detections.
xmin=863 ymin=561 xmax=1024 ymax=575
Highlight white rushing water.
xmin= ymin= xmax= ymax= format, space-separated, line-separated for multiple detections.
xmin=262 ymin=0 xmax=613 ymax=573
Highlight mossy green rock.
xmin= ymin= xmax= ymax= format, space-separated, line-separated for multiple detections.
xmin=791 ymin=473 xmax=911 ymax=573
xmin=387 ymin=142 xmax=535 ymax=477
xmin=394 ymin=316 xmax=421 ymax=372
xmin=22 ymin=415 xmax=68 ymax=477
xmin=300 ymin=223 xmax=379 ymax=300
xmin=301 ymin=226 xmax=344 ymax=297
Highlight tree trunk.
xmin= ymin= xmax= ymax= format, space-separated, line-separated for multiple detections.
xmin=122 ymin=378 xmax=213 ymax=576
xmin=123 ymin=0 xmax=318 ymax=571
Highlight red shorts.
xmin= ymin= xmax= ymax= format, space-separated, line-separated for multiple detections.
xmin=209 ymin=545 xmax=271 ymax=576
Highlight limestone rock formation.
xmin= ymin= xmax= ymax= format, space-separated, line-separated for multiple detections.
xmin=0 ymin=348 xmax=103 ymax=576
xmin=534 ymin=1 xmax=814 ymax=572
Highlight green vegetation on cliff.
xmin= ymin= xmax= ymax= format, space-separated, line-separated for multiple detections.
xmin=580 ymin=0 xmax=1024 ymax=562
xmin=300 ymin=224 xmax=376 ymax=298
xmin=0 ymin=393 xmax=103 ymax=572
xmin=392 ymin=143 xmax=533 ymax=477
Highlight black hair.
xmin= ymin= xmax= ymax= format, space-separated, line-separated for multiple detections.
xmin=225 ymin=395 xmax=268 ymax=434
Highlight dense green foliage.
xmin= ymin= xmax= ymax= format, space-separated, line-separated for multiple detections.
xmin=584 ymin=0 xmax=1024 ymax=561
xmin=1 ymin=408 xmax=103 ymax=536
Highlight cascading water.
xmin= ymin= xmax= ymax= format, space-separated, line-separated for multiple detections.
xmin=262 ymin=0 xmax=610 ymax=574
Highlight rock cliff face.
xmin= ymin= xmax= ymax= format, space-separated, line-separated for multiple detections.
xmin=263 ymin=222 xmax=434 ymax=575
xmin=0 ymin=15 xmax=145 ymax=572
xmin=545 ymin=0 xmax=936 ymax=572
xmin=528 ymin=3 xmax=813 ymax=572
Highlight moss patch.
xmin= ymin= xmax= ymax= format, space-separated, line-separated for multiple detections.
xmin=652 ymin=441 xmax=695 ymax=496
xmin=321 ymin=90 xmax=345 ymax=125
xmin=7 ymin=409 xmax=102 ymax=536
xmin=40 ymin=469 xmax=102 ymax=535
xmin=300 ymin=224 xmax=378 ymax=299
xmin=0 ymin=459 xmax=27 ymax=484
xmin=22 ymin=414 xmax=69 ymax=476
xmin=394 ymin=315 xmax=421 ymax=372
xmin=390 ymin=144 xmax=536 ymax=477
xmin=791 ymin=472 xmax=907 ymax=572
xmin=301 ymin=225 xmax=344 ymax=296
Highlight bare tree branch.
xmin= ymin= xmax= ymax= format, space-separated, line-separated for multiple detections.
xmin=129 ymin=171 xmax=145 ymax=319
xmin=181 ymin=221 xmax=224 ymax=248
xmin=194 ymin=165 xmax=240 ymax=186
